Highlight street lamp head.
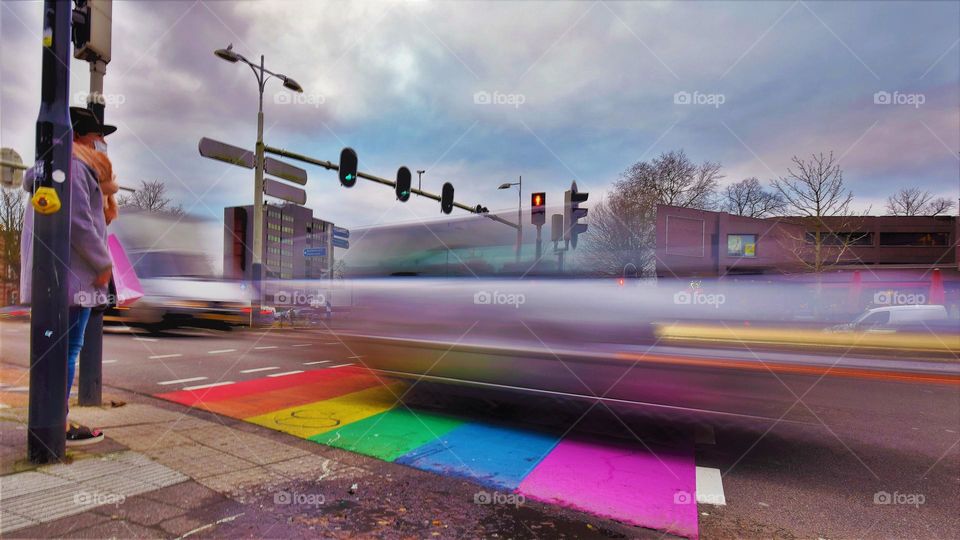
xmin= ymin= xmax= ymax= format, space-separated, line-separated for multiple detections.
xmin=498 ymin=182 xmax=513 ymax=190
xmin=281 ymin=77 xmax=304 ymax=93
xmin=214 ymin=44 xmax=240 ymax=63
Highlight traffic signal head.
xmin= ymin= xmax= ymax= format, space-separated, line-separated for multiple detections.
xmin=339 ymin=147 xmax=358 ymax=188
xmin=563 ymin=181 xmax=589 ymax=249
xmin=531 ymin=192 xmax=546 ymax=226
xmin=440 ymin=182 xmax=454 ymax=214
xmin=396 ymin=166 xmax=411 ymax=202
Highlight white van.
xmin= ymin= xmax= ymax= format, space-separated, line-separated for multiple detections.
xmin=851 ymin=305 xmax=949 ymax=329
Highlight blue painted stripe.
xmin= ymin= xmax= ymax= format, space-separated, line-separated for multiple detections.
xmin=395 ymin=422 xmax=559 ymax=490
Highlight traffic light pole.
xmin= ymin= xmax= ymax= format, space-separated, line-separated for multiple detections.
xmin=535 ymin=224 xmax=542 ymax=261
xmin=28 ymin=0 xmax=74 ymax=463
xmin=263 ymin=144 xmax=520 ymax=230
xmin=78 ymin=56 xmax=108 ymax=408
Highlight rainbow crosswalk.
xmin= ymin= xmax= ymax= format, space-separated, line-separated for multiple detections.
xmin=156 ymin=366 xmax=700 ymax=538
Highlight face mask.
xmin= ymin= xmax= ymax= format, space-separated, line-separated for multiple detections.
xmin=94 ymin=140 xmax=108 ymax=155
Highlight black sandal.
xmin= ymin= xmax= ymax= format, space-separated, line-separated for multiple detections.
xmin=66 ymin=423 xmax=105 ymax=447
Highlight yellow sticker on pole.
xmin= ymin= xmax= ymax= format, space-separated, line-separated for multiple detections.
xmin=31 ymin=187 xmax=61 ymax=214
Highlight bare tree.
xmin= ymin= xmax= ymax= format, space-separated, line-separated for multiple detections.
xmin=771 ymin=152 xmax=865 ymax=273
xmin=118 ymin=180 xmax=184 ymax=215
xmin=721 ymin=177 xmax=786 ymax=217
xmin=885 ymin=188 xmax=955 ymax=216
xmin=0 ymin=188 xmax=26 ymax=295
xmin=583 ymin=150 xmax=722 ymax=276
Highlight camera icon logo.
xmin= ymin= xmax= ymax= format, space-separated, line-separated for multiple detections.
xmin=673 ymin=291 xmax=692 ymax=305
xmin=673 ymin=490 xmax=693 ymax=505
xmin=274 ymin=291 xmax=291 ymax=305
xmin=474 ymin=491 xmax=492 ymax=504
xmin=873 ymin=91 xmax=891 ymax=105
xmin=674 ymin=91 xmax=692 ymax=105
xmin=873 ymin=291 xmax=891 ymax=305
xmin=874 ymin=491 xmax=891 ymax=505
xmin=474 ymin=291 xmax=492 ymax=305
xmin=274 ymin=491 xmax=292 ymax=505
xmin=274 ymin=92 xmax=292 ymax=105
xmin=473 ymin=91 xmax=491 ymax=105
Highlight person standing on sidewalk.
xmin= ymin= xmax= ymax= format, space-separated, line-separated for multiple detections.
xmin=21 ymin=107 xmax=119 ymax=446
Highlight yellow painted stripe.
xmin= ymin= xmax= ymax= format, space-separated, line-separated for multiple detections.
xmin=655 ymin=324 xmax=960 ymax=354
xmin=245 ymin=383 xmax=406 ymax=440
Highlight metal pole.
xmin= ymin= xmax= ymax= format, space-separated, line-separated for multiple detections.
xmin=535 ymin=224 xmax=542 ymax=261
xmin=251 ymin=55 xmax=266 ymax=325
xmin=516 ymin=176 xmax=522 ymax=264
xmin=78 ymin=58 xmax=107 ymax=407
xmin=78 ymin=306 xmax=103 ymax=405
xmin=28 ymin=0 xmax=73 ymax=463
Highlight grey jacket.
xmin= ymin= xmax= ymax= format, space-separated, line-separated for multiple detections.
xmin=20 ymin=158 xmax=113 ymax=307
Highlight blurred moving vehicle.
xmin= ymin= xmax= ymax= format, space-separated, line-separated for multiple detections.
xmin=105 ymin=209 xmax=248 ymax=331
xmin=331 ymin=278 xmax=959 ymax=425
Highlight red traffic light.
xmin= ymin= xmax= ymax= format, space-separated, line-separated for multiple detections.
xmin=531 ymin=192 xmax=546 ymax=225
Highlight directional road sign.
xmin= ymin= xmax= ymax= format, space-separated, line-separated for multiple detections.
xmin=304 ymin=247 xmax=327 ymax=257
xmin=332 ymin=237 xmax=350 ymax=249
xmin=198 ymin=137 xmax=254 ymax=169
xmin=263 ymin=178 xmax=307 ymax=205
xmin=332 ymin=226 xmax=350 ymax=238
xmin=264 ymin=157 xmax=307 ymax=185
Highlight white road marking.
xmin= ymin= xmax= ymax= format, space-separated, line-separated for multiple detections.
xmin=208 ymin=349 xmax=236 ymax=355
xmin=292 ymin=344 xmax=312 ymax=348
xmin=327 ymin=363 xmax=353 ymax=369
xmin=303 ymin=361 xmax=330 ymax=365
xmin=695 ymin=466 xmax=726 ymax=505
xmin=267 ymin=370 xmax=304 ymax=377
xmin=149 ymin=353 xmax=182 ymax=360
xmin=182 ymin=381 xmax=234 ymax=391
xmin=254 ymin=346 xmax=278 ymax=350
xmin=102 ymin=359 xmax=118 ymax=364
xmin=239 ymin=366 xmax=279 ymax=374
xmin=158 ymin=377 xmax=207 ymax=386
xmin=133 ymin=337 xmax=158 ymax=342
xmin=347 ymin=355 xmax=363 ymax=359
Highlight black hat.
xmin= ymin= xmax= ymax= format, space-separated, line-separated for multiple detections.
xmin=70 ymin=106 xmax=117 ymax=136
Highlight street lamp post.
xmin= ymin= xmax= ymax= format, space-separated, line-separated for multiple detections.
xmin=498 ymin=177 xmax=522 ymax=264
xmin=214 ymin=45 xmax=302 ymax=322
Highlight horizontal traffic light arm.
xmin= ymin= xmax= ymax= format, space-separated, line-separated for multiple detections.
xmin=264 ymin=144 xmax=519 ymax=230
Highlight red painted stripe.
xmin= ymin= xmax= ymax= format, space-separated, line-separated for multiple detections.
xmin=184 ymin=373 xmax=385 ymax=419
xmin=156 ymin=366 xmax=368 ymax=406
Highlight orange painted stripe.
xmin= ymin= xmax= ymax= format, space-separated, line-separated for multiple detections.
xmin=615 ymin=352 xmax=960 ymax=387
xmin=190 ymin=372 xmax=384 ymax=419
xmin=156 ymin=366 xmax=369 ymax=406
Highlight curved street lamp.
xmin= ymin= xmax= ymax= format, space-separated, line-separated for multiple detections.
xmin=214 ymin=43 xmax=303 ymax=317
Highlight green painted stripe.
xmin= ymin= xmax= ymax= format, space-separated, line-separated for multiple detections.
xmin=310 ymin=407 xmax=463 ymax=462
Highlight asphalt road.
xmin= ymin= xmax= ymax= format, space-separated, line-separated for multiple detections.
xmin=2 ymin=320 xmax=957 ymax=538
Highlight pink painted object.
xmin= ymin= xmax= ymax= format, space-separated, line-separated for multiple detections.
xmin=517 ymin=434 xmax=699 ymax=539
xmin=107 ymin=234 xmax=144 ymax=307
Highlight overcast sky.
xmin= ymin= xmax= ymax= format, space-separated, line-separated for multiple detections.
xmin=2 ymin=0 xmax=958 ymax=231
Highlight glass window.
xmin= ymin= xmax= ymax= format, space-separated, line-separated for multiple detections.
xmin=727 ymin=234 xmax=757 ymax=257
xmin=879 ymin=232 xmax=949 ymax=246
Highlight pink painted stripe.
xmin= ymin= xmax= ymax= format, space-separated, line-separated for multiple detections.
xmin=517 ymin=434 xmax=698 ymax=539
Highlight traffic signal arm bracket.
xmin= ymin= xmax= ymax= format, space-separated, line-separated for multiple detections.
xmin=263 ymin=144 xmax=518 ymax=229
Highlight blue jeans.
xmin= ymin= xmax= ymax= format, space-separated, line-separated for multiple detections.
xmin=67 ymin=306 xmax=92 ymax=413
